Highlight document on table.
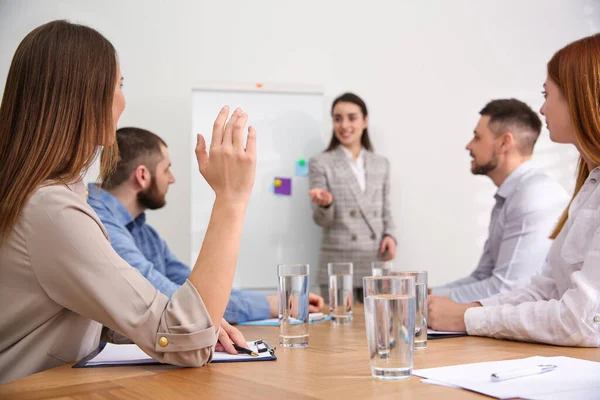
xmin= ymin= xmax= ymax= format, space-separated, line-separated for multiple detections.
xmin=74 ymin=341 xmax=276 ymax=368
xmin=414 ymin=356 xmax=600 ymax=399
xmin=238 ymin=312 xmax=331 ymax=326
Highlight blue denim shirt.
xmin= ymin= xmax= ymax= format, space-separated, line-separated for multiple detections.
xmin=87 ymin=184 xmax=270 ymax=323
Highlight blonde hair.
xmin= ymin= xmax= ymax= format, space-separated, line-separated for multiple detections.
xmin=0 ymin=20 xmax=120 ymax=241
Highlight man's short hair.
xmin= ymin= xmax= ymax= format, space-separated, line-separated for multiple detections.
xmin=479 ymin=99 xmax=542 ymax=155
xmin=102 ymin=127 xmax=167 ymax=189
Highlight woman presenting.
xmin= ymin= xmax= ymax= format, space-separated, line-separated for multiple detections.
xmin=309 ymin=93 xmax=397 ymax=298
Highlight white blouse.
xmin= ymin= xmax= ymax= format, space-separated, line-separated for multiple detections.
xmin=340 ymin=146 xmax=366 ymax=192
xmin=465 ymin=166 xmax=600 ymax=347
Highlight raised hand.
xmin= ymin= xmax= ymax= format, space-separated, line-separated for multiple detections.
xmin=195 ymin=106 xmax=257 ymax=206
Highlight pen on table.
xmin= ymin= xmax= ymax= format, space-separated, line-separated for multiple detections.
xmin=490 ymin=364 xmax=557 ymax=382
xmin=233 ymin=343 xmax=259 ymax=357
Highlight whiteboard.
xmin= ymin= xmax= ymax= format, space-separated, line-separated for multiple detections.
xmin=191 ymin=88 xmax=325 ymax=290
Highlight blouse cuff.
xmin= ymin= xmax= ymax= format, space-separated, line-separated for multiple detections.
xmin=156 ymin=280 xmax=219 ymax=353
xmin=464 ymin=306 xmax=487 ymax=336
xmin=479 ymin=294 xmax=503 ymax=307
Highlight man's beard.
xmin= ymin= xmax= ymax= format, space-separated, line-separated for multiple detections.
xmin=137 ymin=176 xmax=166 ymax=210
xmin=471 ymin=153 xmax=498 ymax=176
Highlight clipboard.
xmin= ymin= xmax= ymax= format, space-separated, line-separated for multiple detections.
xmin=74 ymin=340 xmax=276 ymax=368
xmin=427 ymin=329 xmax=468 ymax=340
xmin=428 ymin=333 xmax=468 ymax=340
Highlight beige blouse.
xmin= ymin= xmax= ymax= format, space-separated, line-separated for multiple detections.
xmin=0 ymin=181 xmax=217 ymax=384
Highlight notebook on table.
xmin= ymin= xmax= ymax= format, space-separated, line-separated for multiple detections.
xmin=427 ymin=328 xmax=468 ymax=340
xmin=238 ymin=312 xmax=331 ymax=326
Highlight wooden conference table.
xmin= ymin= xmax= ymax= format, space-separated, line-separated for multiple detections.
xmin=2 ymin=305 xmax=600 ymax=399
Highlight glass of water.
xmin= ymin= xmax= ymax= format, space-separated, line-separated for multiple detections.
xmin=278 ymin=264 xmax=310 ymax=348
xmin=328 ymin=262 xmax=353 ymax=325
xmin=390 ymin=271 xmax=428 ymax=350
xmin=363 ymin=276 xmax=415 ymax=380
xmin=371 ymin=261 xmax=393 ymax=276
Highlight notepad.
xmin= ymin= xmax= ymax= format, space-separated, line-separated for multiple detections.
xmin=238 ymin=312 xmax=332 ymax=326
xmin=414 ymin=356 xmax=600 ymax=399
xmin=74 ymin=341 xmax=276 ymax=368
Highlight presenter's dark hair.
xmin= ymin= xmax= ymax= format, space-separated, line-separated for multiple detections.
xmin=325 ymin=92 xmax=373 ymax=152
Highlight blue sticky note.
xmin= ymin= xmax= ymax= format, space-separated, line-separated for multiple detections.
xmin=295 ymin=159 xmax=309 ymax=176
xmin=295 ymin=164 xmax=309 ymax=177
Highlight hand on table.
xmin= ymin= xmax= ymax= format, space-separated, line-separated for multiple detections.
xmin=266 ymin=292 xmax=325 ymax=317
xmin=428 ymin=295 xmax=481 ymax=332
xmin=216 ymin=318 xmax=248 ymax=354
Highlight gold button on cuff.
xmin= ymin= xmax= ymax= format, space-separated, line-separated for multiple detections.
xmin=594 ymin=316 xmax=600 ymax=323
xmin=158 ymin=336 xmax=169 ymax=347
xmin=350 ymin=210 xmax=356 ymax=217
xmin=370 ymin=234 xmax=376 ymax=240
xmin=351 ymin=234 xmax=357 ymax=241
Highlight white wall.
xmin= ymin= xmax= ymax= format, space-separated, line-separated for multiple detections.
xmin=0 ymin=0 xmax=597 ymax=287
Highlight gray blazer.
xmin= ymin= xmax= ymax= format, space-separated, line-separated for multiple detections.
xmin=309 ymin=146 xmax=396 ymax=286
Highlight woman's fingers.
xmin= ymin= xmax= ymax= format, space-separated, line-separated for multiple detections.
xmin=210 ymin=106 xmax=230 ymax=148
xmin=222 ymin=108 xmax=242 ymax=147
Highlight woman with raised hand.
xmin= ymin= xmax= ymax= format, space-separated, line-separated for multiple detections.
xmin=0 ymin=20 xmax=256 ymax=383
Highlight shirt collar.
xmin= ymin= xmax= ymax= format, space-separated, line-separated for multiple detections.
xmin=339 ymin=146 xmax=365 ymax=164
xmin=66 ymin=178 xmax=88 ymax=200
xmin=87 ymin=183 xmax=145 ymax=227
xmin=496 ymin=160 xmax=535 ymax=199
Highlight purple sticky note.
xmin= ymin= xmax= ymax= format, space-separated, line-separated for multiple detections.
xmin=273 ymin=177 xmax=292 ymax=196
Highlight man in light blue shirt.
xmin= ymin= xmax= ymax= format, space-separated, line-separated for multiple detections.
xmin=88 ymin=127 xmax=323 ymax=323
xmin=430 ymin=99 xmax=569 ymax=303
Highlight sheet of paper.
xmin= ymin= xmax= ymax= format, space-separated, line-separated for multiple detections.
xmin=535 ymin=386 xmax=600 ymax=400
xmin=87 ymin=342 xmax=272 ymax=366
xmin=211 ymin=343 xmax=273 ymax=362
xmin=414 ymin=356 xmax=600 ymax=400
xmin=427 ymin=328 xmax=467 ymax=335
xmin=238 ymin=317 xmax=279 ymax=326
xmin=87 ymin=342 xmax=152 ymax=365
xmin=420 ymin=379 xmax=460 ymax=388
